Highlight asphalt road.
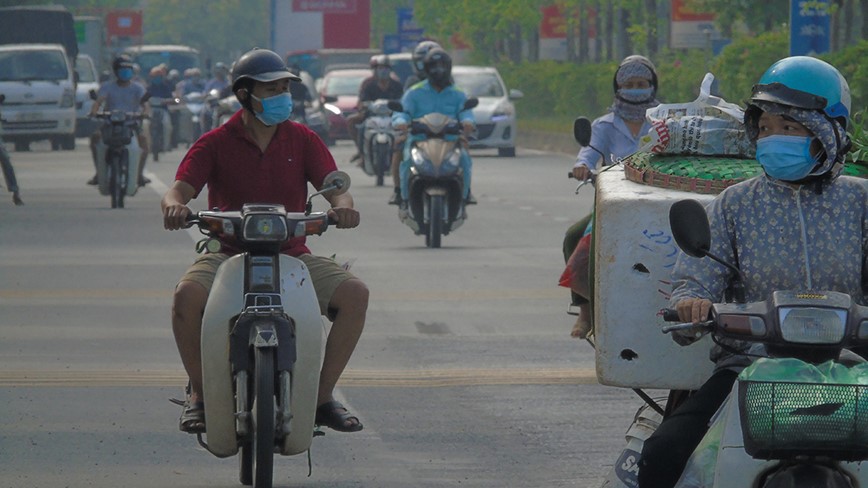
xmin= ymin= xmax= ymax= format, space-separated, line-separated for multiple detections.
xmin=0 ymin=136 xmax=644 ymax=488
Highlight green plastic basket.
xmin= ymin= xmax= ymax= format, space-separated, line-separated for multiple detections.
xmin=623 ymin=152 xmax=868 ymax=194
xmin=738 ymin=379 xmax=868 ymax=461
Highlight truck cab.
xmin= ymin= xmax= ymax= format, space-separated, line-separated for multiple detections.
xmin=0 ymin=44 xmax=77 ymax=151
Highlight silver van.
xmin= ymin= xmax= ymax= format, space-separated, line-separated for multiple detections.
xmin=0 ymin=43 xmax=76 ymax=151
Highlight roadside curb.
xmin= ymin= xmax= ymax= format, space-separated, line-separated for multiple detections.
xmin=517 ymin=129 xmax=577 ymax=157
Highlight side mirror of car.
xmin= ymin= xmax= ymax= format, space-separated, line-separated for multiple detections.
xmin=463 ymin=97 xmax=479 ymax=110
xmin=508 ymin=89 xmax=523 ymax=100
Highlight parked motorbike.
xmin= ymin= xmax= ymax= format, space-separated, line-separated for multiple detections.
xmin=649 ymin=198 xmax=868 ymax=487
xmin=182 ymin=171 xmax=350 ymax=488
xmin=90 ymin=91 xmax=148 ymax=209
xmin=359 ymin=99 xmax=395 ymax=187
xmin=148 ymin=96 xmax=177 ymax=162
xmin=389 ymin=98 xmax=478 ymax=248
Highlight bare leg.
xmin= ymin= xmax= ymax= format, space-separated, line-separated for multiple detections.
xmin=172 ymin=280 xmax=208 ymax=402
xmin=317 ymin=278 xmax=368 ymax=406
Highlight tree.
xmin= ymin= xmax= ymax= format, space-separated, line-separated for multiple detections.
xmin=141 ymin=0 xmax=269 ymax=68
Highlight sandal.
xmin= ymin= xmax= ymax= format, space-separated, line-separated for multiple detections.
xmin=315 ymin=400 xmax=363 ymax=432
xmin=179 ymin=398 xmax=206 ymax=434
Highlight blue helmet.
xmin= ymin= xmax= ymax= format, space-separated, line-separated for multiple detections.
xmin=750 ymin=56 xmax=850 ymax=128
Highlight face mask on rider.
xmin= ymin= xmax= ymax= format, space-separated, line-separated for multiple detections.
xmin=117 ymin=67 xmax=133 ymax=82
xmin=249 ymin=92 xmax=293 ymax=126
xmin=755 ymin=134 xmax=820 ymax=181
xmin=375 ymin=67 xmax=390 ymax=80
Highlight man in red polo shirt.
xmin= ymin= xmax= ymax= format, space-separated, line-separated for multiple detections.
xmin=161 ymin=48 xmax=367 ymax=434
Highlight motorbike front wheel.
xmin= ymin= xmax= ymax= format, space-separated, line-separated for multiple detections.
xmin=107 ymin=153 xmax=123 ymax=209
xmin=151 ymin=118 xmax=163 ymax=162
xmin=253 ymin=347 xmax=275 ymax=488
xmin=427 ymin=194 xmax=444 ymax=248
xmin=373 ymin=142 xmax=390 ymax=187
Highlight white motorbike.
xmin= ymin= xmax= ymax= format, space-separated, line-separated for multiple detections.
xmin=183 ymin=171 xmax=350 ymax=488
xmin=645 ymin=199 xmax=868 ymax=487
xmin=359 ymin=99 xmax=395 ymax=187
xmin=91 ymin=91 xmax=147 ymax=209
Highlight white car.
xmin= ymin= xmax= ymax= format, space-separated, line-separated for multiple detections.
xmin=74 ymin=53 xmax=100 ymax=137
xmin=452 ymin=65 xmax=523 ymax=157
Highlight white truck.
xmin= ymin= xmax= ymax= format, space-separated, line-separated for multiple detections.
xmin=0 ymin=44 xmax=77 ymax=151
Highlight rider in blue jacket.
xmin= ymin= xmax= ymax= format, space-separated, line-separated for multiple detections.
xmin=391 ymin=48 xmax=476 ymax=205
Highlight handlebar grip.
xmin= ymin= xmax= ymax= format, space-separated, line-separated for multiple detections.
xmin=568 ymin=172 xmax=574 ymax=179
xmin=661 ymin=308 xmax=681 ymax=322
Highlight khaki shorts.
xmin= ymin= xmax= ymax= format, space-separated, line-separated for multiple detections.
xmin=179 ymin=252 xmax=355 ymax=316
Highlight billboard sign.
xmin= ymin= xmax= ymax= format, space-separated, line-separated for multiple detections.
xmin=790 ymin=0 xmax=830 ymax=55
xmin=670 ymin=0 xmax=719 ymax=49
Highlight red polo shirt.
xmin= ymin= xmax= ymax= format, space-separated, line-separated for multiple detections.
xmin=176 ymin=110 xmax=337 ymax=256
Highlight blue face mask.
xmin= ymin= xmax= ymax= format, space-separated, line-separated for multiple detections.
xmin=756 ymin=134 xmax=819 ymax=181
xmin=251 ymin=92 xmax=293 ymax=126
xmin=117 ymin=67 xmax=133 ymax=81
xmin=618 ymin=87 xmax=653 ymax=102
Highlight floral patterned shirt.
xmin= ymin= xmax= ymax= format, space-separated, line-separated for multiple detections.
xmin=670 ymin=175 xmax=868 ymax=369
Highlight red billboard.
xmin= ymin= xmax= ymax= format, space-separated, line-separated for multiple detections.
xmin=106 ymin=10 xmax=142 ymax=37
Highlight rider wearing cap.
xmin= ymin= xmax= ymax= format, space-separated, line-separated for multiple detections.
xmin=638 ymin=56 xmax=867 ymax=488
xmin=161 ymin=47 xmax=368 ymax=435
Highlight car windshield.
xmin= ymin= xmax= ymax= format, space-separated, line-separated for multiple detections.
xmin=0 ymin=50 xmax=68 ymax=81
xmin=75 ymin=57 xmax=97 ymax=83
xmin=453 ymin=72 xmax=505 ymax=98
xmin=324 ymin=74 xmax=367 ymax=96
xmin=131 ymin=52 xmax=199 ymax=76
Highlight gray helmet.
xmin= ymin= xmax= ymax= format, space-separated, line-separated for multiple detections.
xmin=412 ymin=40 xmax=441 ymax=76
xmin=231 ymin=48 xmax=300 ymax=92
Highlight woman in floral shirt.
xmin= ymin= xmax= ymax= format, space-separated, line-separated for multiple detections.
xmin=638 ymin=56 xmax=867 ymax=488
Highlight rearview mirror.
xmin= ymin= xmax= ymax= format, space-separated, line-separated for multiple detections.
xmin=387 ymin=100 xmax=403 ymax=113
xmin=321 ymin=170 xmax=350 ymax=196
xmin=573 ymin=117 xmax=592 ymax=147
xmin=669 ymin=199 xmax=711 ymax=258
xmin=463 ymin=97 xmax=479 ymax=110
xmin=89 ymin=89 xmax=98 ymax=101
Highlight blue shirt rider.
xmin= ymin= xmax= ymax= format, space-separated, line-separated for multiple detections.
xmin=392 ymin=48 xmax=476 ymax=205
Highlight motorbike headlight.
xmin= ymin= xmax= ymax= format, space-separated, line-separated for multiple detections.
xmin=445 ymin=148 xmax=461 ymax=167
xmin=778 ymin=307 xmax=847 ymax=344
xmin=242 ymin=214 xmax=288 ymax=242
xmin=411 ymin=147 xmax=426 ymax=165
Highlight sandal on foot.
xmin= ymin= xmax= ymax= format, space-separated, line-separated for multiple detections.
xmin=179 ymin=398 xmax=206 ymax=434
xmin=315 ymin=400 xmax=363 ymax=432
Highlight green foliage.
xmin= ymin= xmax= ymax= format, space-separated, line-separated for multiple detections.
xmin=707 ymin=30 xmax=788 ymax=103
xmin=497 ymin=59 xmax=616 ymax=125
xmin=847 ymin=111 xmax=868 ymax=163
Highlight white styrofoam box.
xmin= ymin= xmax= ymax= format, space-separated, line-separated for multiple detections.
xmin=593 ymin=169 xmax=715 ymax=389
